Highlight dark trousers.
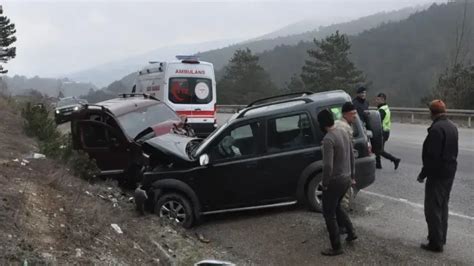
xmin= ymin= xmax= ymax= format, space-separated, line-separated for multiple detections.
xmin=376 ymin=131 xmax=398 ymax=166
xmin=322 ymin=177 xmax=354 ymax=250
xmin=425 ymin=176 xmax=455 ymax=248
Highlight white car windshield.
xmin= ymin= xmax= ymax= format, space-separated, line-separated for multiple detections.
xmin=57 ymin=98 xmax=80 ymax=107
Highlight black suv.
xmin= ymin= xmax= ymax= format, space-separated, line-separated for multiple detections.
xmin=136 ymin=91 xmax=382 ymax=227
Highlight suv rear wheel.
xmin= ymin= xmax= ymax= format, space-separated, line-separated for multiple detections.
xmin=366 ymin=110 xmax=384 ymax=155
xmin=307 ymin=174 xmax=323 ymax=212
xmin=155 ymin=193 xmax=194 ymax=228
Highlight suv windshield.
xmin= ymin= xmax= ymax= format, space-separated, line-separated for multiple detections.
xmin=57 ymin=98 xmax=80 ymax=107
xmin=192 ymin=121 xmax=229 ymax=158
xmin=117 ymin=103 xmax=179 ymax=138
xmin=169 ymin=77 xmax=212 ymax=104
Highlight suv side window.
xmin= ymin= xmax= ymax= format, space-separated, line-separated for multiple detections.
xmin=267 ymin=113 xmax=314 ymax=152
xmin=81 ymin=123 xmax=109 ymax=148
xmin=210 ymin=123 xmax=259 ymax=161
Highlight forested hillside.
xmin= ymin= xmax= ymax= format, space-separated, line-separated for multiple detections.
xmin=198 ymin=5 xmax=424 ymax=71
xmin=255 ymin=2 xmax=473 ymax=106
xmin=94 ymin=2 xmax=473 ymax=107
xmin=2 ymin=75 xmax=96 ymax=97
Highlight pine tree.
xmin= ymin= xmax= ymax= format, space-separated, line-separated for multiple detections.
xmin=301 ymin=31 xmax=365 ymax=93
xmin=432 ymin=64 xmax=474 ymax=109
xmin=217 ymin=48 xmax=277 ymax=104
xmin=0 ymin=5 xmax=17 ymax=74
xmin=284 ymin=74 xmax=305 ymax=93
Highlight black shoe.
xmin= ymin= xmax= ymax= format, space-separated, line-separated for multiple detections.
xmin=339 ymin=227 xmax=348 ymax=235
xmin=346 ymin=234 xmax=358 ymax=242
xmin=420 ymin=243 xmax=443 ymax=253
xmin=376 ymin=164 xmax=382 ymax=169
xmin=394 ymin=158 xmax=401 ymax=170
xmin=321 ymin=248 xmax=344 ymax=256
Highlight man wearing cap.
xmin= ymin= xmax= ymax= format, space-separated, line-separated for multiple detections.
xmin=335 ymin=102 xmax=358 ymax=212
xmin=375 ymin=93 xmax=401 ymax=169
xmin=317 ymin=109 xmax=357 ymax=256
xmin=417 ymin=100 xmax=458 ymax=253
xmin=335 ymin=102 xmax=357 ymax=140
xmin=352 ymin=86 xmax=369 ymax=124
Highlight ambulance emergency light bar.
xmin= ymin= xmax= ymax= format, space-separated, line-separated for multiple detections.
xmin=176 ymin=55 xmax=200 ymax=64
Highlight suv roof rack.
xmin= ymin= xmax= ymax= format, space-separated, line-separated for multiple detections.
xmin=247 ymin=91 xmax=314 ymax=107
xmin=119 ymin=93 xmax=160 ymax=101
xmin=238 ymin=97 xmax=313 ymax=119
xmin=82 ymin=104 xmax=107 ymax=112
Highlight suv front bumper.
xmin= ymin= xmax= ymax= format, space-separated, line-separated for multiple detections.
xmin=354 ymin=154 xmax=376 ymax=190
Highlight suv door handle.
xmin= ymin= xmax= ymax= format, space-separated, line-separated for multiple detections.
xmin=245 ymin=161 xmax=258 ymax=168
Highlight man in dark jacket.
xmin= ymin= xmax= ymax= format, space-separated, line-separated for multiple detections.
xmin=417 ymin=99 xmax=458 ymax=253
xmin=352 ymin=86 xmax=369 ymax=124
xmin=317 ymin=110 xmax=357 ymax=256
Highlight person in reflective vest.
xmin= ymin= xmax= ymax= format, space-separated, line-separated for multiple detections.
xmin=375 ymin=93 xmax=401 ymax=170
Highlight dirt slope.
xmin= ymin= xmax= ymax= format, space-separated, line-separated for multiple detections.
xmin=0 ymin=96 xmax=240 ymax=264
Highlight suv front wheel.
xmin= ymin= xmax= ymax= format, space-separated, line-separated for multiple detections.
xmin=155 ymin=193 xmax=194 ymax=228
xmin=307 ymin=174 xmax=323 ymax=213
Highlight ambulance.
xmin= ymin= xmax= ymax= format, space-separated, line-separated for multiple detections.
xmin=133 ymin=56 xmax=217 ymax=137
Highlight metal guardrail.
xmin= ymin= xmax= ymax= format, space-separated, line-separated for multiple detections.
xmin=216 ymin=105 xmax=474 ymax=128
xmin=379 ymin=107 xmax=473 ymax=127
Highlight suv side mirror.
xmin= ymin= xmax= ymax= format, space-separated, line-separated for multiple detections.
xmin=199 ymin=154 xmax=209 ymax=166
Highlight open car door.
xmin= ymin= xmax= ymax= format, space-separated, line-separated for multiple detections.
xmin=72 ymin=119 xmax=134 ymax=177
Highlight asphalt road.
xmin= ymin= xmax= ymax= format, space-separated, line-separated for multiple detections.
xmin=192 ymin=119 xmax=474 ymax=265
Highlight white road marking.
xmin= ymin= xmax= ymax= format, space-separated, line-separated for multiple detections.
xmin=364 ymin=201 xmax=384 ymax=212
xmin=361 ymin=190 xmax=474 ymax=221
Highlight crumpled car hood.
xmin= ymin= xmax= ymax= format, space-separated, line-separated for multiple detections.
xmin=143 ymin=133 xmax=199 ymax=164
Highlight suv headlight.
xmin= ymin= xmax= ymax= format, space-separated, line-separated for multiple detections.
xmin=55 ymin=110 xmax=60 ymax=114
xmin=73 ymin=106 xmax=79 ymax=111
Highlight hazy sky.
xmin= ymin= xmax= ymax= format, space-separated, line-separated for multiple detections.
xmin=3 ymin=0 xmax=446 ymax=78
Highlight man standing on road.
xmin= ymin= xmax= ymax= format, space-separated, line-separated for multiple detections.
xmin=317 ymin=109 xmax=357 ymax=256
xmin=352 ymin=86 xmax=369 ymax=124
xmin=417 ymin=100 xmax=458 ymax=253
xmin=335 ymin=102 xmax=358 ymax=213
xmin=375 ymin=93 xmax=401 ymax=170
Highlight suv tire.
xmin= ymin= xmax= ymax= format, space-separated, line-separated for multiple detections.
xmin=366 ymin=110 xmax=384 ymax=155
xmin=155 ymin=193 xmax=194 ymax=228
xmin=307 ymin=174 xmax=323 ymax=213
